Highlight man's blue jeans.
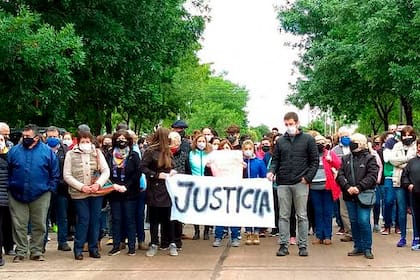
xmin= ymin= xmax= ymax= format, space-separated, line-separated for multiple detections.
xmin=110 ymin=199 xmax=137 ymax=251
xmin=310 ymin=189 xmax=333 ymax=240
xmin=382 ymin=179 xmax=395 ymax=228
xmin=346 ymin=200 xmax=372 ymax=251
xmin=215 ymin=226 xmax=240 ymax=240
xmin=56 ymin=193 xmax=69 ymax=245
xmin=73 ymin=196 xmax=103 ymax=255
xmin=394 ymin=187 xmax=407 ymax=239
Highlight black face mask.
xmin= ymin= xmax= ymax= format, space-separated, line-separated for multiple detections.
xmin=116 ymin=140 xmax=128 ymax=149
xmin=350 ymin=142 xmax=359 ymax=152
xmin=22 ymin=137 xmax=35 ymax=148
xmin=262 ymin=146 xmax=270 ymax=152
xmin=227 ymin=135 xmax=236 ymax=144
xmin=317 ymin=144 xmax=324 ymax=153
xmin=402 ymin=137 xmax=415 ymax=146
xmin=325 ymin=144 xmax=331 ymax=150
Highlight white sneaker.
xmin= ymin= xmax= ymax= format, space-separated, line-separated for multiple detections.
xmin=146 ymin=244 xmax=158 ymax=257
xmin=169 ymin=243 xmax=178 ymax=256
xmin=231 ymin=238 xmax=240 ymax=247
xmin=213 ymin=238 xmax=222 ymax=247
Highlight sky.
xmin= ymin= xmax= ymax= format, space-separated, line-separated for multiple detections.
xmin=197 ymin=0 xmax=311 ymax=131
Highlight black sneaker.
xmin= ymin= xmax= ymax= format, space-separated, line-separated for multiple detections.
xmin=298 ymin=247 xmax=308 ymax=257
xmin=276 ymin=245 xmax=289 ymax=256
xmin=58 ymin=243 xmax=72 ymax=251
xmin=108 ymin=248 xmax=121 ymax=256
xmin=347 ymin=249 xmax=364 ymax=256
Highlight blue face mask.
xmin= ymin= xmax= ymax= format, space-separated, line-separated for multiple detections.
xmin=340 ymin=136 xmax=351 ymax=147
xmin=47 ymin=137 xmax=60 ymax=148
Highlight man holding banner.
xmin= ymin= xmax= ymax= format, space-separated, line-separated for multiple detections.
xmin=267 ymin=112 xmax=319 ymax=257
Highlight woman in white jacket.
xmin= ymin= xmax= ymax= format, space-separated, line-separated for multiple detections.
xmin=389 ymin=126 xmax=418 ymax=248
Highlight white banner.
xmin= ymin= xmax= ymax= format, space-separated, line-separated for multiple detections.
xmin=166 ymin=174 xmax=275 ymax=228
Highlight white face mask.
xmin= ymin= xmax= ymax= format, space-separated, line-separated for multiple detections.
xmin=79 ymin=143 xmax=92 ymax=152
xmin=212 ymin=145 xmax=219 ymax=151
xmin=197 ymin=143 xmax=206 ymax=150
xmin=63 ymin=139 xmax=72 ymax=146
xmin=286 ymin=125 xmax=297 ymax=136
xmin=244 ymin=150 xmax=253 ymax=158
xmin=0 ymin=142 xmax=5 ymax=150
xmin=205 ymin=135 xmax=212 ymax=142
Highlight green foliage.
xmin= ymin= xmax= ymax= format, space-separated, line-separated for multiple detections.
xmin=279 ymin=0 xmax=420 ymax=134
xmin=0 ymin=7 xmax=84 ymax=127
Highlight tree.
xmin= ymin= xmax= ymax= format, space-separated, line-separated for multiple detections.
xmin=0 ymin=7 xmax=84 ymax=127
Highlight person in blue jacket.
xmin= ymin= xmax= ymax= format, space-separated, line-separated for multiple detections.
xmin=8 ymin=124 xmax=60 ymax=262
xmin=242 ymin=139 xmax=267 ymax=245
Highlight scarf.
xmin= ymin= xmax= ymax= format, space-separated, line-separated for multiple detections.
xmin=112 ymin=147 xmax=129 ymax=181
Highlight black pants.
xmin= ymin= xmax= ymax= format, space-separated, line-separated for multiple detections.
xmin=1 ymin=206 xmax=14 ymax=254
xmin=148 ymin=206 xmax=174 ymax=246
xmin=412 ymin=193 xmax=420 ymax=241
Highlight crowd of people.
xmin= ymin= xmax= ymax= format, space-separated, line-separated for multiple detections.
xmin=0 ymin=111 xmax=419 ymax=266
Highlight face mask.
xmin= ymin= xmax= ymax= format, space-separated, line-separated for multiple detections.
xmin=197 ymin=143 xmax=206 ymax=150
xmin=243 ymin=150 xmax=253 ymax=158
xmin=402 ymin=137 xmax=415 ymax=146
xmin=340 ymin=136 xmax=351 ymax=147
xmin=63 ymin=139 xmax=73 ymax=146
xmin=317 ymin=144 xmax=324 ymax=153
xmin=79 ymin=143 xmax=92 ymax=152
xmin=102 ymin=143 xmax=111 ymax=150
xmin=205 ymin=135 xmax=212 ymax=142
xmin=227 ymin=135 xmax=236 ymax=144
xmin=350 ymin=142 xmax=359 ymax=152
xmin=116 ymin=140 xmax=128 ymax=149
xmin=22 ymin=137 xmax=35 ymax=148
xmin=47 ymin=137 xmax=60 ymax=148
xmin=212 ymin=145 xmax=219 ymax=151
xmin=286 ymin=126 xmax=297 ymax=136
xmin=0 ymin=142 xmax=5 ymax=150
xmin=325 ymin=144 xmax=331 ymax=150
xmin=178 ymin=130 xmax=185 ymax=138
xmin=262 ymin=146 xmax=270 ymax=152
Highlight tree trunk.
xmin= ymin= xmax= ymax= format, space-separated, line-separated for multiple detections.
xmin=401 ymin=96 xmax=413 ymax=126
xmin=105 ymin=111 xmax=112 ymax=133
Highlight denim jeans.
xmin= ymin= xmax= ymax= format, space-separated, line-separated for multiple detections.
xmin=136 ymin=191 xmax=147 ymax=243
xmin=110 ymin=199 xmax=137 ymax=251
xmin=333 ymin=200 xmax=343 ymax=228
xmin=382 ymin=179 xmax=395 ymax=228
xmin=215 ymin=226 xmax=240 ymax=240
xmin=310 ymin=189 xmax=333 ymax=240
xmin=73 ymin=196 xmax=103 ymax=255
xmin=278 ymin=183 xmax=309 ymax=248
xmin=346 ymin=200 xmax=372 ymax=251
xmin=56 ymin=193 xmax=69 ymax=245
xmin=394 ymin=187 xmax=407 ymax=239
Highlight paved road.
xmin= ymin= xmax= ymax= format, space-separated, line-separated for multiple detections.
xmin=1 ymin=224 xmax=419 ymax=280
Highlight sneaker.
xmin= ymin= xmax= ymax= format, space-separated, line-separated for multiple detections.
xmin=323 ymin=239 xmax=332 ymax=245
xmin=340 ymin=236 xmax=353 ymax=242
xmin=146 ymin=244 xmax=158 ymax=257
xmin=397 ymin=238 xmax=407 ymax=247
xmin=270 ymin=229 xmax=279 ymax=237
xmin=169 ymin=243 xmax=178 ymax=256
xmin=347 ymin=249 xmax=364 ymax=256
xmin=411 ymin=244 xmax=420 ymax=251
xmin=13 ymin=255 xmax=25 ymax=263
xmin=412 ymin=239 xmax=420 ymax=247
xmin=253 ymin=234 xmax=260 ymax=245
xmin=298 ymin=247 xmax=308 ymax=257
xmin=127 ymin=249 xmax=136 ymax=256
xmin=373 ymin=224 xmax=380 ymax=233
xmin=336 ymin=228 xmax=345 ymax=235
xmin=106 ymin=238 xmax=113 ymax=246
xmin=395 ymin=227 xmax=401 ymax=234
xmin=213 ymin=238 xmax=222 ymax=247
xmin=364 ymin=250 xmax=374 ymax=259
xmin=259 ymin=232 xmax=266 ymax=238
xmin=276 ymin=245 xmax=289 ymax=256
xmin=381 ymin=227 xmax=390 ymax=235
xmin=6 ymin=249 xmax=16 ymax=256
xmin=108 ymin=248 xmax=121 ymax=256
xmin=312 ymin=238 xmax=323 ymax=245
xmin=58 ymin=243 xmax=72 ymax=251
xmin=289 ymin=237 xmax=297 ymax=245
xmin=159 ymin=245 xmax=169 ymax=251
xmin=245 ymin=233 xmax=253 ymax=245
xmin=231 ymin=238 xmax=240 ymax=247
xmin=30 ymin=255 xmax=45 ymax=261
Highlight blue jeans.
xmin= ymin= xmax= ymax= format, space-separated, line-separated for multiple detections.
xmin=334 ymin=200 xmax=343 ymax=228
xmin=110 ymin=199 xmax=137 ymax=251
xmin=278 ymin=183 xmax=309 ymax=248
xmin=215 ymin=226 xmax=240 ymax=240
xmin=382 ymin=179 xmax=395 ymax=228
xmin=56 ymin=194 xmax=69 ymax=245
xmin=394 ymin=187 xmax=407 ymax=239
xmin=310 ymin=189 xmax=333 ymax=240
xmin=346 ymin=200 xmax=372 ymax=251
xmin=73 ymin=196 xmax=103 ymax=255
xmin=136 ymin=191 xmax=147 ymax=243
xmin=245 ymin=227 xmax=261 ymax=233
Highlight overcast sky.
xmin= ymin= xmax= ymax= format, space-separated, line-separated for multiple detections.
xmin=198 ymin=0 xmax=311 ymax=131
